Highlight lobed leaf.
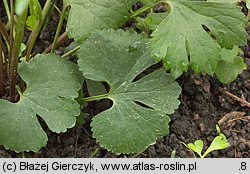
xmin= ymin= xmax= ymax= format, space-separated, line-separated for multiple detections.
xmin=77 ymin=29 xmax=181 ymax=154
xmin=149 ymin=0 xmax=247 ymax=78
xmin=0 ymin=54 xmax=83 ymax=152
xmin=215 ymin=57 xmax=246 ymax=83
xmin=187 ymin=140 xmax=204 ymax=158
xmin=203 ymin=133 xmax=230 ymax=157
xmin=64 ymin=0 xmax=136 ymax=42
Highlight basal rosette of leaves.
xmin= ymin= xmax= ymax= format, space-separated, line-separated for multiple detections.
xmin=77 ymin=29 xmax=181 ymax=154
xmin=0 ymin=54 xmax=83 ymax=152
xmin=148 ymin=0 xmax=247 ymax=80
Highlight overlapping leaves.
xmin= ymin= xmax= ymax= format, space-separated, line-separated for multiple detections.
xmin=0 ymin=54 xmax=83 ymax=152
xmin=77 ymin=29 xmax=181 ymax=154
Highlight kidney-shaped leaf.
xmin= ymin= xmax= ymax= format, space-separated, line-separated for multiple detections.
xmin=64 ymin=0 xmax=136 ymax=41
xmin=150 ymin=0 xmax=247 ymax=78
xmin=78 ymin=29 xmax=181 ymax=154
xmin=0 ymin=54 xmax=83 ymax=152
xmin=215 ymin=47 xmax=247 ymax=83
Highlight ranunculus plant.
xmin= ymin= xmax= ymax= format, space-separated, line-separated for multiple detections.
xmin=0 ymin=0 xmax=247 ymax=154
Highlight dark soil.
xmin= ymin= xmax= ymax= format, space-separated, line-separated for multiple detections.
xmin=0 ymin=2 xmax=249 ymax=158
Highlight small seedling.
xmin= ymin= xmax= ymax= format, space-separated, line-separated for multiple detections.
xmin=182 ymin=125 xmax=230 ymax=158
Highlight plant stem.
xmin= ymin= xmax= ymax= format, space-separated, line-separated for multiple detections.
xmin=40 ymin=0 xmax=56 ymax=39
xmin=0 ymin=20 xmax=10 ymax=45
xmin=0 ymin=35 xmax=4 ymax=97
xmin=0 ymin=38 xmax=8 ymax=79
xmin=51 ymin=5 xmax=69 ymax=53
xmin=26 ymin=0 xmax=56 ymax=61
xmin=130 ymin=5 xmax=151 ymax=18
xmin=3 ymin=0 xmax=11 ymax=21
xmin=44 ymin=32 xmax=68 ymax=53
xmin=9 ymin=0 xmax=15 ymax=101
xmin=83 ymin=93 xmax=109 ymax=102
xmin=9 ymin=8 xmax=28 ymax=101
xmin=219 ymin=87 xmax=250 ymax=108
xmin=130 ymin=0 xmax=168 ymax=18
xmin=62 ymin=45 xmax=80 ymax=58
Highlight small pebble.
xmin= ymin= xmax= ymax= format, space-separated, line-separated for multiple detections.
xmin=207 ymin=135 xmax=214 ymax=142
xmin=227 ymin=150 xmax=235 ymax=158
xmin=233 ymin=136 xmax=239 ymax=141
xmin=178 ymin=150 xmax=187 ymax=158
xmin=193 ymin=113 xmax=200 ymax=120
xmin=211 ymin=150 xmax=219 ymax=157
xmin=202 ymin=82 xmax=211 ymax=93
xmin=247 ymin=123 xmax=250 ymax=128
xmin=199 ymin=123 xmax=206 ymax=132
xmin=241 ymin=129 xmax=246 ymax=134
xmin=238 ymin=143 xmax=246 ymax=151
xmin=228 ymin=137 xmax=234 ymax=146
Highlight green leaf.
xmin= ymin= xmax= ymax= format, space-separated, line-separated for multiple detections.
xmin=207 ymin=0 xmax=238 ymax=3
xmin=0 ymin=54 xmax=83 ymax=152
xmin=64 ymin=0 xmax=136 ymax=41
xmin=215 ymin=48 xmax=246 ymax=83
xmin=203 ymin=134 xmax=230 ymax=157
xmin=136 ymin=12 xmax=169 ymax=31
xmin=139 ymin=0 xmax=158 ymax=6
xmin=187 ymin=140 xmax=204 ymax=158
xmin=150 ymin=0 xmax=247 ymax=78
xmin=19 ymin=43 xmax=26 ymax=57
xmin=26 ymin=0 xmax=42 ymax=30
xmin=215 ymin=57 xmax=246 ymax=83
xmin=78 ymin=29 xmax=181 ymax=154
xmin=86 ymin=79 xmax=106 ymax=97
xmin=15 ymin=0 xmax=30 ymax=15
xmin=247 ymin=0 xmax=250 ymax=9
xmin=216 ymin=125 xmax=221 ymax=134
xmin=220 ymin=46 xmax=239 ymax=63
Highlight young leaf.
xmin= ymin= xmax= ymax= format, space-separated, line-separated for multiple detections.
xmin=0 ymin=54 xmax=83 ymax=152
xmin=150 ymin=0 xmax=247 ymax=78
xmin=26 ymin=0 xmax=42 ymax=30
xmin=86 ymin=79 xmax=106 ymax=97
xmin=64 ymin=0 xmax=137 ymax=41
xmin=220 ymin=46 xmax=239 ymax=64
xmin=78 ymin=29 xmax=181 ymax=154
xmin=136 ymin=13 xmax=169 ymax=32
xmin=187 ymin=140 xmax=204 ymax=158
xmin=203 ymin=134 xmax=230 ymax=157
xmin=215 ymin=48 xmax=246 ymax=83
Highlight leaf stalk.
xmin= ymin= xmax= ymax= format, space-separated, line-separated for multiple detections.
xmin=26 ymin=0 xmax=56 ymax=61
xmin=83 ymin=93 xmax=110 ymax=102
xmin=8 ymin=0 xmax=15 ymax=101
xmin=62 ymin=45 xmax=80 ymax=58
xmin=0 ymin=35 xmax=4 ymax=97
xmin=9 ymin=7 xmax=28 ymax=101
xmin=51 ymin=5 xmax=69 ymax=53
xmin=130 ymin=0 xmax=168 ymax=18
xmin=3 ymin=0 xmax=11 ymax=21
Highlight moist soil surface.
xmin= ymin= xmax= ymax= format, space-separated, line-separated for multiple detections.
xmin=0 ymin=2 xmax=250 ymax=158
